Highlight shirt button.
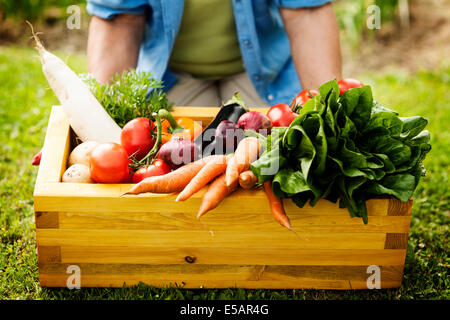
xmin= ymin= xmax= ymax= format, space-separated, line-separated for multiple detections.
xmin=243 ymin=40 xmax=250 ymax=45
xmin=267 ymin=94 xmax=274 ymax=101
xmin=254 ymin=75 xmax=260 ymax=81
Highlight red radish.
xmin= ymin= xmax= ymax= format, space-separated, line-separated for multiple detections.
xmin=32 ymin=150 xmax=42 ymax=166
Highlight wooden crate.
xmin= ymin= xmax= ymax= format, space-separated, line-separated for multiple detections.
xmin=33 ymin=106 xmax=412 ymax=289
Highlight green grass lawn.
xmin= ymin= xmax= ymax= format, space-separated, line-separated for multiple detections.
xmin=0 ymin=46 xmax=448 ymax=300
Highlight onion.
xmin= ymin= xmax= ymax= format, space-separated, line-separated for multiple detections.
xmin=215 ymin=120 xmax=244 ymax=153
xmin=237 ymin=111 xmax=272 ymax=135
xmin=158 ymin=137 xmax=199 ymax=168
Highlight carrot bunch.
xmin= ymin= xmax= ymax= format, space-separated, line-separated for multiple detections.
xmin=124 ymin=137 xmax=292 ymax=230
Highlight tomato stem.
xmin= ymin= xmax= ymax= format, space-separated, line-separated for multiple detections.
xmin=139 ymin=112 xmax=162 ymax=166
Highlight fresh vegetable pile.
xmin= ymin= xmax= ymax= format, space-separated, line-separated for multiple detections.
xmin=31 ymin=27 xmax=430 ymax=228
xmin=252 ymin=79 xmax=431 ymax=223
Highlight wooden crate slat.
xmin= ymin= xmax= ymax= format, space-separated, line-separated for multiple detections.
xmin=45 ymin=211 xmax=411 ymax=233
xmin=35 ymin=107 xmax=71 ymax=184
xmin=38 ymin=263 xmax=404 ymax=289
xmin=39 ymin=275 xmax=402 ymax=289
xmin=58 ymin=246 xmax=407 ymax=266
xmin=36 ymin=228 xmax=387 ymax=249
xmin=170 ymin=106 xmax=269 ymax=127
xmin=34 ymin=182 xmax=391 ymax=216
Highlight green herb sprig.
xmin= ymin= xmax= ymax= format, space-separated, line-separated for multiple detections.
xmin=81 ymin=70 xmax=173 ymax=128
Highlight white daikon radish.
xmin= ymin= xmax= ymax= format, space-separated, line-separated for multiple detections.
xmin=28 ymin=22 xmax=121 ymax=144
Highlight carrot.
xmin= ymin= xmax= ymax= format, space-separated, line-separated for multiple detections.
xmin=197 ymin=173 xmax=238 ymax=219
xmin=176 ymin=155 xmax=228 ymax=201
xmin=263 ymin=180 xmax=292 ymax=230
xmin=238 ymin=170 xmax=258 ymax=189
xmin=225 ymin=137 xmax=261 ymax=187
xmin=124 ymin=156 xmax=212 ymax=195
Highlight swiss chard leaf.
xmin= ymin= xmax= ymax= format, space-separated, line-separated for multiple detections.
xmin=400 ymin=116 xmax=428 ymax=140
xmin=249 ymin=79 xmax=430 ymax=224
xmin=365 ymin=173 xmax=416 ymax=201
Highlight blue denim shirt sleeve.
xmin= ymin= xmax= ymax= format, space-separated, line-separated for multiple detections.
xmin=86 ymin=0 xmax=149 ymax=19
xmin=272 ymin=0 xmax=332 ymax=8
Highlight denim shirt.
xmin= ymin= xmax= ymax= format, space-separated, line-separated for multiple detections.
xmin=87 ymin=0 xmax=331 ymax=105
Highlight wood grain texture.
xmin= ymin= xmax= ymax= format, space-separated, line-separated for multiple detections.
xmin=38 ymin=263 xmax=404 ymax=289
xmin=37 ymin=246 xmax=61 ymax=263
xmin=53 ymin=211 xmax=410 ymax=233
xmin=36 ymin=229 xmax=387 ymax=249
xmin=34 ymin=182 xmax=390 ymax=216
xmin=388 ymin=198 xmax=413 ymax=216
xmin=385 ymin=233 xmax=409 ymax=249
xmin=39 ymin=276 xmax=402 ymax=289
xmin=59 ymin=247 xmax=407 ymax=266
xmin=34 ymin=107 xmax=70 ymax=185
xmin=35 ymin=212 xmax=59 ymax=228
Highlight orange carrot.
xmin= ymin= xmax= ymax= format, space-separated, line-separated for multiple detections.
xmin=176 ymin=155 xmax=228 ymax=202
xmin=263 ymin=180 xmax=292 ymax=230
xmin=225 ymin=137 xmax=261 ymax=187
xmin=197 ymin=173 xmax=238 ymax=219
xmin=239 ymin=170 xmax=258 ymax=189
xmin=124 ymin=156 xmax=212 ymax=195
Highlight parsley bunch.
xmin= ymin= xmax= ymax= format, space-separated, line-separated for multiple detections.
xmin=82 ymin=70 xmax=173 ymax=128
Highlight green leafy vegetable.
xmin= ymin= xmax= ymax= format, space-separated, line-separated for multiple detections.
xmin=81 ymin=70 xmax=173 ymax=128
xmin=250 ymin=79 xmax=431 ymax=223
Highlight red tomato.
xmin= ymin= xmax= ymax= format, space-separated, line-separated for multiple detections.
xmin=290 ymin=89 xmax=319 ymax=110
xmin=337 ymin=79 xmax=364 ymax=95
xmin=123 ymin=167 xmax=134 ymax=183
xmin=132 ymin=159 xmax=171 ymax=183
xmin=121 ymin=117 xmax=156 ymax=160
xmin=90 ymin=143 xmax=130 ymax=183
xmin=266 ymin=104 xmax=298 ymax=127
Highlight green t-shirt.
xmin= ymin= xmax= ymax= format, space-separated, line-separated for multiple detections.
xmin=169 ymin=0 xmax=245 ymax=80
